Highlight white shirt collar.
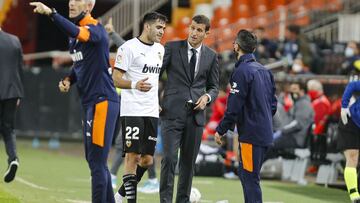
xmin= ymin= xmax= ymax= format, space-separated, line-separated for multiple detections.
xmin=187 ymin=41 xmax=202 ymax=53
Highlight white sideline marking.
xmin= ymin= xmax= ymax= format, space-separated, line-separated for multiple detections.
xmin=66 ymin=199 xmax=91 ymax=203
xmin=16 ymin=177 xmax=50 ymax=190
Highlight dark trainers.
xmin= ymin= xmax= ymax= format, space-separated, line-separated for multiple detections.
xmin=4 ymin=159 xmax=19 ymax=183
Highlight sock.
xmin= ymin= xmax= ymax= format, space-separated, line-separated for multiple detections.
xmin=344 ymin=167 xmax=360 ymax=200
xmin=135 ymin=165 xmax=148 ymax=182
xmin=123 ymin=174 xmax=137 ymax=203
xmin=118 ymin=165 xmax=148 ymax=197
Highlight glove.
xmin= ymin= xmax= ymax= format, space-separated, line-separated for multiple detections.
xmin=341 ymin=108 xmax=351 ymax=125
xmin=273 ymin=130 xmax=282 ymax=140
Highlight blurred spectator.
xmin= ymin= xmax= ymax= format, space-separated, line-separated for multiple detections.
xmin=307 ymin=79 xmax=331 ymax=135
xmin=306 ymin=80 xmax=331 ymax=174
xmin=341 ymin=41 xmax=360 ymax=75
xmin=278 ymin=83 xmax=293 ymax=112
xmin=202 ymin=85 xmax=229 ymax=140
xmin=104 ymin=17 xmax=125 ymax=50
xmin=291 ymin=58 xmax=312 ymax=75
xmin=283 ymin=25 xmax=313 ymax=72
xmin=273 ymin=102 xmax=289 ymax=132
xmin=267 ymin=83 xmax=314 ymax=159
xmin=253 ymin=27 xmax=279 ymax=63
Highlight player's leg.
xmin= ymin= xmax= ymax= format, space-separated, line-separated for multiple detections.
xmin=116 ymin=116 xmax=144 ymax=203
xmin=85 ymin=100 xmax=117 ymax=203
xmin=160 ymin=118 xmax=183 ymax=203
xmin=138 ymin=159 xmax=159 ymax=194
xmin=1 ymin=98 xmax=19 ymax=183
xmin=176 ymin=117 xmax=202 ymax=203
xmin=238 ymin=142 xmax=267 ymax=203
xmin=338 ymin=119 xmax=360 ymax=201
xmin=344 ymin=149 xmax=359 ymax=201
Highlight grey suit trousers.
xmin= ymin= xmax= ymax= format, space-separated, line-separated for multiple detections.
xmin=160 ymin=110 xmax=203 ymax=203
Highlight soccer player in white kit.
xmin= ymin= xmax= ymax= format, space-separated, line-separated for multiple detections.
xmin=112 ymin=12 xmax=167 ymax=203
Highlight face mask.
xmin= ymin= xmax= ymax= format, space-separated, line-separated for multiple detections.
xmin=307 ymin=90 xmax=319 ymax=101
xmin=292 ymin=63 xmax=302 ymax=73
xmin=345 ymin=47 xmax=355 ymax=58
xmin=70 ymin=11 xmax=87 ymax=25
xmin=290 ymin=92 xmax=299 ymax=101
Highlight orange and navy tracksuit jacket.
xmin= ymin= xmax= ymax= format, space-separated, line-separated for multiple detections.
xmin=51 ymin=12 xmax=118 ymax=106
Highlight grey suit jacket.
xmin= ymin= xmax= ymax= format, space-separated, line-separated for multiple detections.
xmin=160 ymin=40 xmax=219 ymax=126
xmin=0 ymin=30 xmax=24 ymax=100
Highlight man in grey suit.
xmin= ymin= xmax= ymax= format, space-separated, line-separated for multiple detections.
xmin=0 ymin=27 xmax=24 ymax=183
xmin=160 ymin=15 xmax=219 ymax=203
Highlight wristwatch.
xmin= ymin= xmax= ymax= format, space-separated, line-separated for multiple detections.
xmin=50 ymin=8 xmax=57 ymax=16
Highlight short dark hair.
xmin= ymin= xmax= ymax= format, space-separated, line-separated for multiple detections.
xmin=287 ymin=24 xmax=300 ymax=35
xmin=192 ymin=15 xmax=210 ymax=31
xmin=141 ymin=12 xmax=168 ymax=28
xmin=235 ymin=29 xmax=257 ymax=54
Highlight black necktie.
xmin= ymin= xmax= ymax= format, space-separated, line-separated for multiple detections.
xmin=189 ymin=48 xmax=197 ymax=81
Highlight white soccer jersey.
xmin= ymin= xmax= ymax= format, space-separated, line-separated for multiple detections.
xmin=114 ymin=38 xmax=164 ymax=118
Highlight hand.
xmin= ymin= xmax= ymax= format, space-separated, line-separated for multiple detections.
xmin=59 ymin=79 xmax=71 ymax=93
xmin=136 ymin=77 xmax=152 ymax=92
xmin=193 ymin=94 xmax=209 ymax=110
xmin=30 ymin=2 xmax=52 ymax=15
xmin=273 ymin=130 xmax=282 ymax=139
xmin=215 ymin=132 xmax=224 ymax=146
xmin=341 ymin=107 xmax=351 ymax=125
xmin=104 ymin=17 xmax=114 ymax=34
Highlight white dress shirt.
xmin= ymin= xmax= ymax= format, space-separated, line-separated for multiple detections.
xmin=187 ymin=42 xmax=202 ymax=77
xmin=187 ymin=42 xmax=211 ymax=103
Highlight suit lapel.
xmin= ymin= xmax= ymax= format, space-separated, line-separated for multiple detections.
xmin=179 ymin=40 xmax=192 ymax=83
xmin=194 ymin=45 xmax=208 ymax=81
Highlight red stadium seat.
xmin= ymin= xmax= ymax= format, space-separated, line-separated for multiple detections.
xmin=176 ymin=16 xmax=191 ymax=31
xmin=161 ymin=26 xmax=178 ymax=45
xmin=251 ymin=0 xmax=268 ymax=16
xmin=327 ymin=0 xmax=343 ymax=12
xmin=216 ymin=28 xmax=235 ymax=52
xmin=270 ymin=0 xmax=287 ymax=10
xmin=292 ymin=5 xmax=310 ymax=26
xmin=306 ymin=0 xmax=326 ymax=10
xmin=213 ymin=5 xmax=232 ymax=21
xmin=231 ymin=0 xmax=251 ymax=22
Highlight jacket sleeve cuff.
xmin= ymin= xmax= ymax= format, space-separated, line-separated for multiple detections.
xmin=205 ymin=93 xmax=211 ymax=104
xmin=216 ymin=125 xmax=226 ymax=136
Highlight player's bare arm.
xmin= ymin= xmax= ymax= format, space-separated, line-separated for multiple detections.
xmin=112 ymin=68 xmax=152 ymax=92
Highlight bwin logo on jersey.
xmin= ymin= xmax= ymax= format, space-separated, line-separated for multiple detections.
xmin=142 ymin=64 xmax=161 ymax=74
xmin=70 ymin=51 xmax=84 ymax=62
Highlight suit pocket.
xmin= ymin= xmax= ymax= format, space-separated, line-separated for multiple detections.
xmin=164 ymin=88 xmax=178 ymax=96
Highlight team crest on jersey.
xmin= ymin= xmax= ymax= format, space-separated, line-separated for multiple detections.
xmin=126 ymin=140 xmax=132 ymax=147
xmin=158 ymin=52 xmax=162 ymax=61
xmin=230 ymin=82 xmax=239 ymax=94
xmin=116 ymin=54 xmax=122 ymax=64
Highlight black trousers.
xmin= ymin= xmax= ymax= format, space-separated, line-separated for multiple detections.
xmin=160 ymin=111 xmax=203 ymax=203
xmin=0 ymin=98 xmax=18 ymax=164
